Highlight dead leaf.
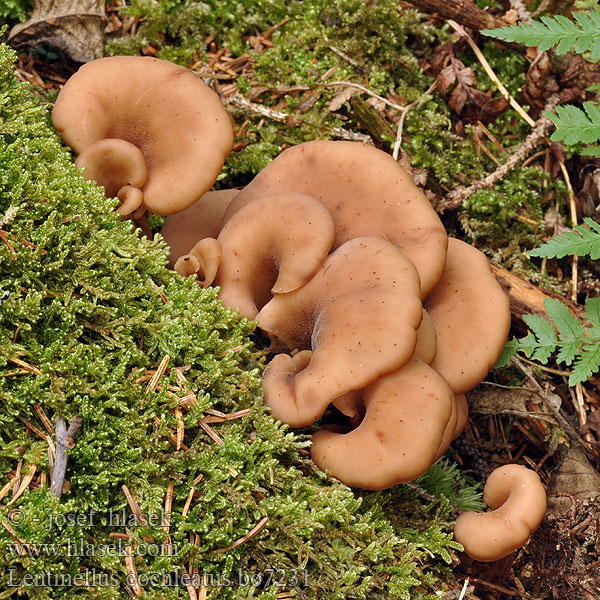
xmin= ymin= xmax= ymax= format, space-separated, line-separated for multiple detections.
xmin=467 ymin=387 xmax=554 ymax=421
xmin=9 ymin=0 xmax=106 ymax=63
xmin=435 ymin=64 xmax=456 ymax=95
xmin=328 ymin=87 xmax=357 ymax=112
xmin=546 ymin=447 xmax=600 ymax=514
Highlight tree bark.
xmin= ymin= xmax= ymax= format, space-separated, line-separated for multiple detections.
xmin=402 ymin=0 xmax=525 ymax=51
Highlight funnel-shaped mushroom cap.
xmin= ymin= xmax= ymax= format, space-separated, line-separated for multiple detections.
xmin=161 ymin=189 xmax=238 ymax=269
xmin=311 ymin=358 xmax=455 ymax=489
xmin=53 ymin=56 xmax=234 ymax=215
xmin=425 ymin=238 xmax=511 ymax=394
xmin=258 ymin=237 xmax=423 ymax=427
xmin=453 ymin=464 xmax=547 ymax=562
xmin=215 ymin=192 xmax=335 ymax=320
xmin=225 ymin=140 xmax=447 ymax=297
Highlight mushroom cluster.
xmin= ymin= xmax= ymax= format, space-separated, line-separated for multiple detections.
xmin=163 ymin=139 xmax=513 ymax=491
xmin=54 ymin=55 xmax=546 ymax=564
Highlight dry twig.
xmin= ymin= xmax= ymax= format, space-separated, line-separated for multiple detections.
xmin=440 ymin=98 xmax=558 ymax=210
xmin=227 ymin=94 xmax=371 ymax=143
xmin=50 ymin=416 xmax=82 ymax=498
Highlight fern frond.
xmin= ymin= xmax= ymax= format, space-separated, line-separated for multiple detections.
xmin=482 ymin=12 xmax=600 ymax=59
xmin=497 ymin=298 xmax=600 ymax=386
xmin=529 ymin=217 xmax=600 ymax=259
xmin=571 ymin=343 xmax=600 ymax=385
xmin=543 ymin=103 xmax=600 ymax=145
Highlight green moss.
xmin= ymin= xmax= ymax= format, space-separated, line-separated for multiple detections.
xmin=0 ymin=42 xmax=468 ymax=599
xmin=0 ymin=0 xmax=31 ymax=22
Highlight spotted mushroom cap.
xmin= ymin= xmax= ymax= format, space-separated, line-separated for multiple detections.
xmin=425 ymin=238 xmax=511 ymax=394
xmin=311 ymin=358 xmax=455 ymax=490
xmin=258 ymin=236 xmax=423 ymax=427
xmin=224 ymin=140 xmax=448 ymax=297
xmin=53 ymin=56 xmax=234 ymax=215
xmin=453 ymin=464 xmax=547 ymax=561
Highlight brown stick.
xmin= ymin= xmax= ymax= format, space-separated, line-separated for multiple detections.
xmin=403 ymin=0 xmax=503 ymax=31
xmin=50 ymin=416 xmax=82 ymax=498
xmin=402 ymin=0 xmax=527 ymax=52
xmin=491 ymin=264 xmax=585 ymax=335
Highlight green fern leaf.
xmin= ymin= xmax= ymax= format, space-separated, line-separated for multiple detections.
xmin=580 ymin=146 xmax=600 ymax=156
xmin=586 ymin=298 xmax=600 ymax=328
xmin=494 ymin=339 xmax=519 ymax=368
xmin=586 ymin=298 xmax=600 ymax=339
xmin=529 ymin=218 xmax=600 ymax=259
xmin=522 ymin=314 xmax=558 ymax=362
xmin=544 ymin=298 xmax=584 ymax=365
xmin=543 ymin=103 xmax=600 ymax=145
xmin=482 ymin=12 xmax=600 ymax=58
xmin=570 ymin=342 xmax=600 ymax=386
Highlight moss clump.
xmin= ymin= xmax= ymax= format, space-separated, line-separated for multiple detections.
xmin=0 ymin=42 xmax=467 ymax=599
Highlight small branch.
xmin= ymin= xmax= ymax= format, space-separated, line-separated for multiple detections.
xmin=393 ymin=81 xmax=437 ymax=161
xmin=403 ymin=0 xmax=506 ymax=32
xmin=227 ymin=94 xmax=371 ymax=143
xmin=439 ymin=99 xmax=557 ymax=211
xmin=50 ymin=416 xmax=82 ymax=498
xmin=557 ymin=160 xmax=579 ymax=303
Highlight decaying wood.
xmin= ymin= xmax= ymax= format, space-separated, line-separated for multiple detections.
xmin=402 ymin=0 xmax=521 ymax=47
xmin=349 ymin=96 xmax=396 ymax=146
xmin=491 ymin=264 xmax=585 ymax=335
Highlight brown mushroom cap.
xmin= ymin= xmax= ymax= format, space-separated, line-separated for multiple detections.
xmin=215 ymin=192 xmax=336 ymax=320
xmin=224 ymin=140 xmax=447 ymax=297
xmin=161 ymin=189 xmax=238 ymax=269
xmin=453 ymin=464 xmax=547 ymax=562
xmin=52 ymin=56 xmax=234 ymax=215
xmin=425 ymin=238 xmax=511 ymax=394
xmin=311 ymin=358 xmax=455 ymax=490
xmin=258 ymin=236 xmax=423 ymax=427
xmin=331 ymin=308 xmax=437 ymax=423
xmin=174 ymin=237 xmax=222 ymax=287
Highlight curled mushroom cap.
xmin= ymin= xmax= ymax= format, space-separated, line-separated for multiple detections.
xmin=425 ymin=238 xmax=511 ymax=394
xmin=53 ymin=56 xmax=234 ymax=215
xmin=453 ymin=464 xmax=547 ymax=562
xmin=174 ymin=238 xmax=222 ymax=287
xmin=258 ymin=237 xmax=423 ymax=427
xmin=311 ymin=358 xmax=455 ymax=490
xmin=161 ymin=189 xmax=238 ymax=269
xmin=215 ymin=192 xmax=335 ymax=320
xmin=225 ymin=140 xmax=447 ymax=297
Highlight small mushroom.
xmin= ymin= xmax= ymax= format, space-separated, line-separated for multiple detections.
xmin=52 ymin=56 xmax=234 ymax=215
xmin=453 ymin=464 xmax=547 ymax=562
xmin=425 ymin=238 xmax=511 ymax=394
xmin=311 ymin=358 xmax=455 ymax=490
xmin=258 ymin=237 xmax=423 ymax=427
xmin=161 ymin=189 xmax=238 ymax=269
xmin=224 ymin=140 xmax=448 ymax=297
xmin=214 ymin=192 xmax=336 ymax=320
xmin=174 ymin=238 xmax=222 ymax=287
